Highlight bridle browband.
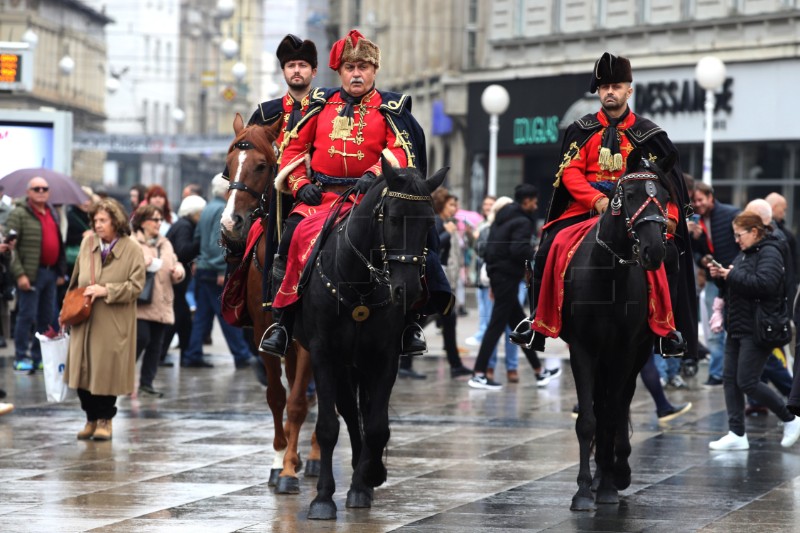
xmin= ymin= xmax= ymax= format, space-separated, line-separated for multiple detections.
xmin=598 ymin=170 xmax=668 ymax=266
xmin=316 ymin=185 xmax=432 ymax=321
xmin=226 ymin=139 xmax=276 ymax=220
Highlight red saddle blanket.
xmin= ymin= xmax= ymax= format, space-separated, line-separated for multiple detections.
xmin=272 ymin=197 xmax=357 ymax=309
xmin=532 ymin=217 xmax=675 ymax=339
xmin=221 ymin=222 xmax=265 ymax=327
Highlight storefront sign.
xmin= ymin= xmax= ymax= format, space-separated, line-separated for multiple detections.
xmin=513 ymin=115 xmax=559 ymax=145
xmin=634 ymin=78 xmax=733 ymax=116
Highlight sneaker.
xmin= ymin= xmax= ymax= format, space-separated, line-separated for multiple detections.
xmin=450 ymin=365 xmax=473 ymax=379
xmin=657 ymin=402 xmax=692 ymax=423
xmin=704 ymin=376 xmax=723 ymax=386
xmin=535 ymin=367 xmax=562 ymax=387
xmin=507 ymin=369 xmax=519 ymax=383
xmin=0 ymin=402 xmax=13 ymax=416
xmin=468 ymin=374 xmax=502 ymax=390
xmin=781 ymin=416 xmax=800 ymax=448
xmin=709 ymin=431 xmax=749 ymax=450
xmin=13 ymin=359 xmax=33 ymax=373
xmin=398 ymin=368 xmax=427 ymax=380
xmin=667 ymin=375 xmax=687 ymax=389
xmin=138 ymin=384 xmax=164 ymax=398
xmin=464 ymin=336 xmax=481 ymax=347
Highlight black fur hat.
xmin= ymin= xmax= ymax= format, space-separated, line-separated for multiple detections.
xmin=276 ymin=34 xmax=318 ymax=69
xmin=589 ymin=52 xmax=632 ymax=93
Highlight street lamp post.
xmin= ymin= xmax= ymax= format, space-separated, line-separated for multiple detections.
xmin=481 ymin=84 xmax=510 ymax=197
xmin=695 ymin=56 xmax=727 ymax=186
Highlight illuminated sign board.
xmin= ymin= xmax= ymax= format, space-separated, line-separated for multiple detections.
xmin=0 ymin=43 xmax=33 ymax=92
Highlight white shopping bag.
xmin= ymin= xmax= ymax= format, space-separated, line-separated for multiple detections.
xmin=35 ymin=332 xmax=70 ymax=402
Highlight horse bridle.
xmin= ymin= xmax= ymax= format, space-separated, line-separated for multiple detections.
xmin=599 ymin=170 xmax=668 ymax=265
xmin=226 ymin=140 xmax=276 ymax=220
xmin=317 ymin=186 xmax=431 ymax=321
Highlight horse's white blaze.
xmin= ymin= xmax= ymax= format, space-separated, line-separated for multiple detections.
xmin=220 ymin=150 xmax=247 ymax=234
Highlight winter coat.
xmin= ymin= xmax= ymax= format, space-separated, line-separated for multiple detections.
xmin=484 ymin=203 xmax=536 ymax=282
xmin=135 ymin=230 xmax=184 ymax=325
xmin=64 ymin=234 xmax=145 ymax=396
xmin=723 ymin=235 xmax=786 ymax=338
xmin=166 ymin=215 xmax=199 ymax=292
xmin=436 ymin=216 xmax=461 ymax=291
xmin=6 ymin=198 xmax=67 ymax=283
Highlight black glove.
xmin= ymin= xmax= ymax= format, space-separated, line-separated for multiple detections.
xmin=354 ymin=172 xmax=377 ymax=195
xmin=296 ymin=184 xmax=322 ymax=206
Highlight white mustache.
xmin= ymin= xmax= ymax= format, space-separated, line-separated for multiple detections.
xmin=351 ymin=77 xmax=364 ymax=84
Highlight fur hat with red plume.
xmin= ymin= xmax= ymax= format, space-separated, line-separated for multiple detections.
xmin=276 ymin=34 xmax=318 ymax=69
xmin=328 ymin=29 xmax=380 ymax=71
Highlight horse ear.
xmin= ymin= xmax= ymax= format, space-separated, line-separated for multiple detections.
xmin=380 ymin=155 xmax=398 ymax=182
xmin=627 ymin=148 xmax=644 ymax=171
xmin=425 ymin=167 xmax=449 ymax=194
xmin=233 ymin=113 xmax=244 ymax=135
xmin=659 ymin=151 xmax=677 ymax=175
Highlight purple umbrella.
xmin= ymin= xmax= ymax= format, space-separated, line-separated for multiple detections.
xmin=0 ymin=167 xmax=89 ymax=205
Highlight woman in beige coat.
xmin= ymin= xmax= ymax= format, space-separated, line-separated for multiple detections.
xmin=131 ymin=205 xmax=184 ymax=398
xmin=63 ymin=198 xmax=145 ymax=441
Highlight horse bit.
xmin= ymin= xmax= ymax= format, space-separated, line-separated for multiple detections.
xmin=598 ymin=170 xmax=668 ymax=265
xmin=316 ymin=186 xmax=431 ymax=322
xmin=227 ymin=140 xmax=276 ymax=220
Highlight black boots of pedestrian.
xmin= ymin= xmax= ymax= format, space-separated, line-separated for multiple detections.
xmin=259 ymin=255 xmax=291 ymax=358
xmin=655 ymin=330 xmax=686 ymax=358
xmin=401 ymin=320 xmax=427 ymax=356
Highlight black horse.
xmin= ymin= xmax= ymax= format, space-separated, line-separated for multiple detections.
xmin=562 ymin=149 xmax=677 ymax=511
xmin=294 ymin=157 xmax=446 ymax=520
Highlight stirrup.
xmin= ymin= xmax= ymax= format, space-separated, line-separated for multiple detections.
xmin=259 ymin=323 xmax=289 ymax=358
xmin=509 ymin=317 xmax=535 ymax=348
xmin=656 ymin=331 xmax=686 ymax=358
xmin=401 ymin=323 xmax=427 ymax=356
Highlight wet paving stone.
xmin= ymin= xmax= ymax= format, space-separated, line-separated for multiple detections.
xmin=2 ymin=323 xmax=800 ymax=532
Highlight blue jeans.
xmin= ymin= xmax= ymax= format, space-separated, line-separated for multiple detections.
xmin=183 ymin=269 xmax=252 ymax=365
xmin=654 ymin=354 xmax=681 ymax=381
xmin=704 ymin=283 xmax=725 ymax=381
xmin=487 ymin=282 xmax=525 ymax=371
xmin=14 ymin=267 xmax=57 ymax=363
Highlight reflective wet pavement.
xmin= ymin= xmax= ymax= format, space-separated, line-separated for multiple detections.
xmin=1 ymin=311 xmax=800 ymax=532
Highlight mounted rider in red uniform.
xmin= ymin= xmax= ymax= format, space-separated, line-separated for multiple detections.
xmin=512 ymin=52 xmax=696 ymax=360
xmin=260 ymin=30 xmax=452 ymax=358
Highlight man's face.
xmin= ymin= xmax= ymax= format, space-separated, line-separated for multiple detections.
xmin=520 ymin=197 xmax=538 ymax=213
xmin=282 ymin=60 xmax=316 ymax=91
xmin=339 ymin=61 xmax=376 ymax=97
xmin=693 ymin=190 xmax=714 ymax=216
xmin=27 ymin=177 xmax=50 ymax=206
xmin=598 ymin=83 xmax=632 ymax=114
xmin=772 ymin=198 xmax=787 ymax=222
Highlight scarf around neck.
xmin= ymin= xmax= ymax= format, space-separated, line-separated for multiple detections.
xmin=598 ymin=107 xmax=631 ymax=172
xmin=331 ymin=86 xmax=373 ymax=140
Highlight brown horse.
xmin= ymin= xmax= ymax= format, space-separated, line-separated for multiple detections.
xmin=219 ymin=113 xmax=319 ymax=494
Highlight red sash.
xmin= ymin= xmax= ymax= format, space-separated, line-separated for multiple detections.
xmin=221 ymin=223 xmax=265 ymax=327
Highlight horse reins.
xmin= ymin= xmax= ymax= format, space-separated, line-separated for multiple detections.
xmin=316 ymin=185 xmax=431 ymax=322
xmin=598 ymin=170 xmax=668 ymax=266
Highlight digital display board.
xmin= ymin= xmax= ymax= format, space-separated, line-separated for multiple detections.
xmin=0 ymin=44 xmax=32 ymax=91
xmin=0 ymin=53 xmax=22 ymax=83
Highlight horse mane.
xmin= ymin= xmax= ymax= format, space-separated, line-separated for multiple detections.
xmin=228 ymin=121 xmax=280 ymax=164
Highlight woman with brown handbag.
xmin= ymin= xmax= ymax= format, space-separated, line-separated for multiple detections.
xmin=61 ymin=198 xmax=145 ymax=441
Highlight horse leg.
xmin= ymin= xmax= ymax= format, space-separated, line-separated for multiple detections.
xmin=570 ymin=346 xmax=598 ymax=512
xmin=354 ymin=368 xmax=394 ymax=495
xmin=611 ymin=350 xmax=647 ymax=493
xmin=293 ymin=345 xmax=321 ymax=477
xmin=339 ymin=377 xmax=374 ymax=509
xmin=261 ymin=354 xmax=288 ymax=487
xmin=276 ymin=342 xmax=315 ymax=493
xmin=593 ymin=369 xmax=621 ymax=505
xmin=307 ymin=345 xmax=339 ymax=520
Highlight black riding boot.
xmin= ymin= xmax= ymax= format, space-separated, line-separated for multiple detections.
xmin=655 ymin=330 xmax=686 ymax=358
xmin=509 ymin=276 xmax=545 ymax=351
xmin=259 ymin=255 xmax=292 ymax=358
xmin=401 ymin=316 xmax=427 ymax=356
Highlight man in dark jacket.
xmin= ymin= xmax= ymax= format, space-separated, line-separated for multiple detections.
xmin=689 ymin=181 xmax=740 ymax=385
xmin=6 ymin=177 xmax=67 ymax=373
xmin=468 ymin=184 xmax=560 ymax=390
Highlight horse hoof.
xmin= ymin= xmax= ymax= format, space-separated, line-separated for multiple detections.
xmin=595 ymin=488 xmax=619 ymax=505
xmin=304 ymin=459 xmax=321 ymax=477
xmin=346 ymin=488 xmax=373 ymax=508
xmin=275 ymin=475 xmax=300 ymax=494
xmin=308 ymin=500 xmax=337 ymax=520
xmin=268 ymin=468 xmax=281 ymax=487
xmin=570 ymin=495 xmax=596 ymax=512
